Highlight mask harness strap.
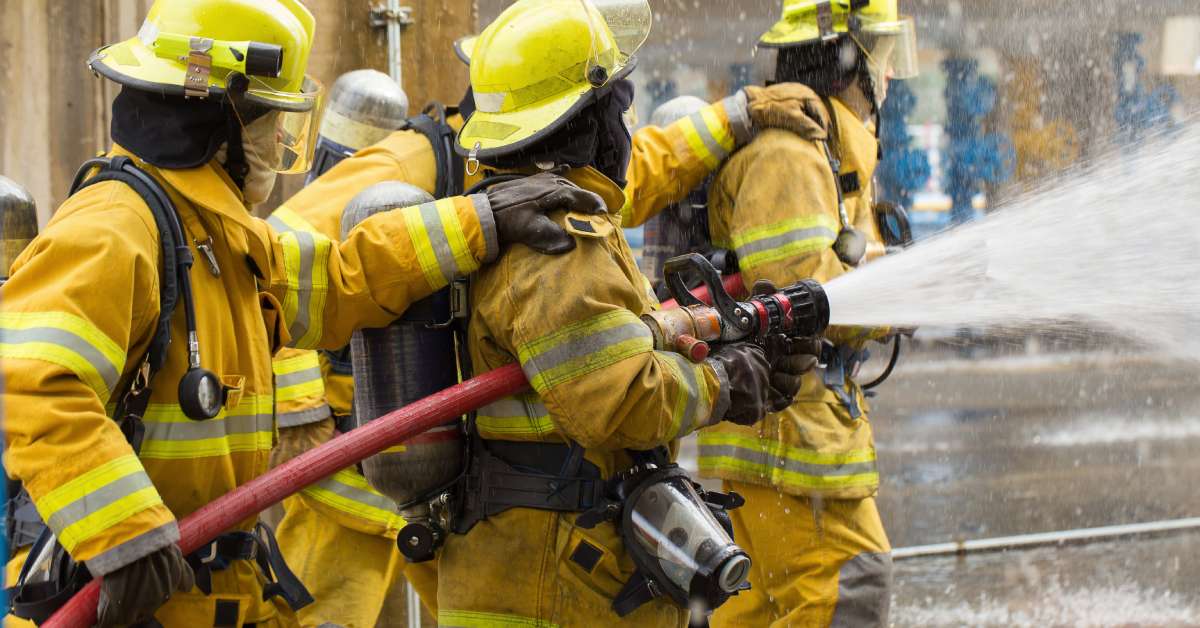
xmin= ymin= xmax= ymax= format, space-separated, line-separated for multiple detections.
xmin=224 ymin=113 xmax=250 ymax=191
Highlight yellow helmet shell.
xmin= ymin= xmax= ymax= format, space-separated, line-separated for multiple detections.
xmin=761 ymin=0 xmax=902 ymax=48
xmin=89 ymin=0 xmax=317 ymax=111
xmin=457 ymin=0 xmax=646 ymax=158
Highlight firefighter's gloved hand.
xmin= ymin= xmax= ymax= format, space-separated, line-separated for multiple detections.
xmin=487 ymin=173 xmax=607 ymax=255
xmin=752 ymin=280 xmax=820 ymax=411
xmin=763 ymin=334 xmax=820 ymax=411
xmin=97 ymin=544 xmax=194 ymax=627
xmin=269 ymin=416 xmax=335 ymax=469
xmin=743 ymin=83 xmax=829 ymax=142
xmin=709 ymin=343 xmax=773 ymax=426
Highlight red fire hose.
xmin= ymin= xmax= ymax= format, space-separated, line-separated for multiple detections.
xmin=45 ymin=274 xmax=746 ymax=628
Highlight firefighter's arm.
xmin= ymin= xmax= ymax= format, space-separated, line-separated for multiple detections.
xmin=261 ymin=192 xmax=497 ymax=350
xmin=272 ymin=348 xmax=331 ymax=428
xmin=277 ymin=129 xmax=439 ymax=239
xmin=493 ymin=224 xmax=728 ymax=450
xmin=719 ymin=131 xmax=889 ymax=344
xmin=620 ymin=94 xmax=752 ymax=228
xmin=0 ymin=189 xmax=177 ymax=577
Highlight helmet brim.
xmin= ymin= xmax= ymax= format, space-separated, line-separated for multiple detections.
xmin=90 ymin=39 xmax=317 ymax=113
xmin=456 ymin=61 xmax=635 ymax=160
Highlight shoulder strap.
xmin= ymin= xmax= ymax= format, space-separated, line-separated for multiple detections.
xmin=68 ymin=156 xmax=192 ymax=432
xmin=403 ymin=102 xmax=466 ymax=198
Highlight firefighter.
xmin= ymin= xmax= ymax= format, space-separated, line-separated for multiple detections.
xmin=697 ymin=1 xmax=920 ymax=626
xmin=0 ymin=0 xmax=611 ymax=625
xmin=268 ymin=40 xmax=852 ymax=628
xmin=434 ymin=1 xmax=818 ymax=626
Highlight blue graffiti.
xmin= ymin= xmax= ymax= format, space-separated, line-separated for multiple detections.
xmin=943 ymin=57 xmax=1014 ymax=225
xmin=877 ymin=81 xmax=931 ymax=211
xmin=1114 ymin=32 xmax=1178 ymax=144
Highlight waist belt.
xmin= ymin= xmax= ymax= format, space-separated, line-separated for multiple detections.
xmin=454 ymin=439 xmax=605 ymax=535
xmin=820 ymin=343 xmax=869 ymax=419
xmin=186 ymin=522 xmax=313 ymax=612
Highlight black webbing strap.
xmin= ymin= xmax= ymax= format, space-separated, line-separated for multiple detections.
xmin=187 ymin=523 xmax=313 ymax=611
xmin=453 ymin=439 xmax=605 ymax=535
xmin=404 ymin=103 xmax=466 ymax=198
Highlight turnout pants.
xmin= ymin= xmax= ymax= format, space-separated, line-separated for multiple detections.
xmin=273 ymin=493 xmax=439 ymax=627
xmin=710 ymin=480 xmax=893 ymax=628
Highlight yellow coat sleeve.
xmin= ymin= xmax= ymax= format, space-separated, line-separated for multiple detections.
xmin=0 ymin=184 xmax=177 ymax=576
xmin=278 ymin=129 xmax=440 ymax=240
xmin=262 ymin=192 xmax=498 ymax=350
xmin=272 ymin=348 xmax=331 ymax=427
xmin=474 ymin=217 xmax=726 ymax=450
xmin=620 ymin=94 xmax=753 ymax=228
xmin=711 ymin=130 xmax=885 ymax=345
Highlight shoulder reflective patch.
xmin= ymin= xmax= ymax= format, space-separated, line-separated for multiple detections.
xmin=563 ymin=212 xmax=613 ymax=239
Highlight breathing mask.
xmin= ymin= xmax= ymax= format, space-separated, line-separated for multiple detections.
xmin=580 ymin=454 xmax=750 ymax=619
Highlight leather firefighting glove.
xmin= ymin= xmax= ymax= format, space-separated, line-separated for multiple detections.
xmin=752 ymin=280 xmax=821 ymax=410
xmin=269 ymin=416 xmax=336 ymax=469
xmin=97 ymin=544 xmax=195 ymax=627
xmin=743 ymin=83 xmax=830 ymax=142
xmin=709 ymin=343 xmax=773 ymax=426
xmin=486 ymin=172 xmax=607 ymax=255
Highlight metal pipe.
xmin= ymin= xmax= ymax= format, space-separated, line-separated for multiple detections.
xmin=386 ymin=0 xmax=403 ymax=86
xmin=892 ymin=516 xmax=1200 ymax=560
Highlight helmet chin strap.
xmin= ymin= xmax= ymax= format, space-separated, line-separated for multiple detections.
xmin=223 ymin=114 xmax=250 ymax=191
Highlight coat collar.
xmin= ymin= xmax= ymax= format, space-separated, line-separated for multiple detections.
xmin=110 ymin=144 xmax=258 ymax=232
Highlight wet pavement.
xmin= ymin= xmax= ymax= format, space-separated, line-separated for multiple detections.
xmin=871 ymin=347 xmax=1200 ymax=626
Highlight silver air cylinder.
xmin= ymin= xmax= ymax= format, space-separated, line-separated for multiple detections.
xmin=341 ymin=182 xmax=463 ymax=507
xmin=0 ymin=175 xmax=37 ymax=282
xmin=641 ymin=96 xmax=716 ymax=294
xmin=308 ymin=69 xmax=411 ymax=183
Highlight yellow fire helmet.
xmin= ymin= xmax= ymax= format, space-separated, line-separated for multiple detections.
xmin=457 ymin=0 xmax=651 ymax=160
xmin=453 ymin=35 xmax=477 ymax=66
xmin=88 ymin=0 xmax=323 ymax=173
xmin=761 ymin=0 xmax=919 ymax=79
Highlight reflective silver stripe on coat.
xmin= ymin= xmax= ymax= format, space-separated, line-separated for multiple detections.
xmin=277 ymin=405 xmax=333 ymax=428
xmin=43 ymin=473 xmax=156 ymax=534
xmin=696 ymin=444 xmax=879 ymax=478
xmin=275 ymin=364 xmax=323 ymax=390
xmin=688 ymin=110 xmax=731 ymax=162
xmin=0 ymin=326 xmax=121 ymax=393
xmin=734 ymin=226 xmax=838 ymax=259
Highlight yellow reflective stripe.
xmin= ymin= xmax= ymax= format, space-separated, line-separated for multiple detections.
xmin=697 ymin=432 xmax=878 ymax=490
xmin=269 ymin=206 xmax=318 ymax=235
xmin=0 ymin=311 xmax=126 ymax=401
xmin=34 ymin=454 xmax=163 ymax=553
xmin=516 ymin=310 xmax=653 ymax=393
xmin=436 ymin=198 xmax=478 ymax=278
xmin=476 ymin=395 xmax=556 ymax=437
xmin=699 ymin=104 xmax=736 ymax=156
xmin=300 ymin=468 xmax=402 ymax=528
xmin=404 ymin=202 xmax=444 ymax=288
xmin=272 ymin=208 xmax=333 ymax=349
xmin=138 ymin=395 xmax=275 ymax=459
xmin=678 ymin=115 xmax=720 ymax=170
xmin=273 ymin=350 xmax=325 ymax=402
xmin=659 ymin=351 xmax=711 ymax=440
xmin=438 ymin=610 xmax=559 ymax=628
xmin=729 ymin=215 xmax=839 ymax=270
xmin=272 ymin=350 xmax=321 ymax=376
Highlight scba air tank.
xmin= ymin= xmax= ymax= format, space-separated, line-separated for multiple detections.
xmin=308 ymin=69 xmax=410 ymax=183
xmin=341 ymin=182 xmax=463 ymax=507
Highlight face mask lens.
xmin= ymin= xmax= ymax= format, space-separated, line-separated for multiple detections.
xmin=243 ymin=76 xmax=325 ymax=173
xmin=627 ymin=473 xmax=747 ymax=598
xmin=862 ymin=16 xmax=918 ymax=80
